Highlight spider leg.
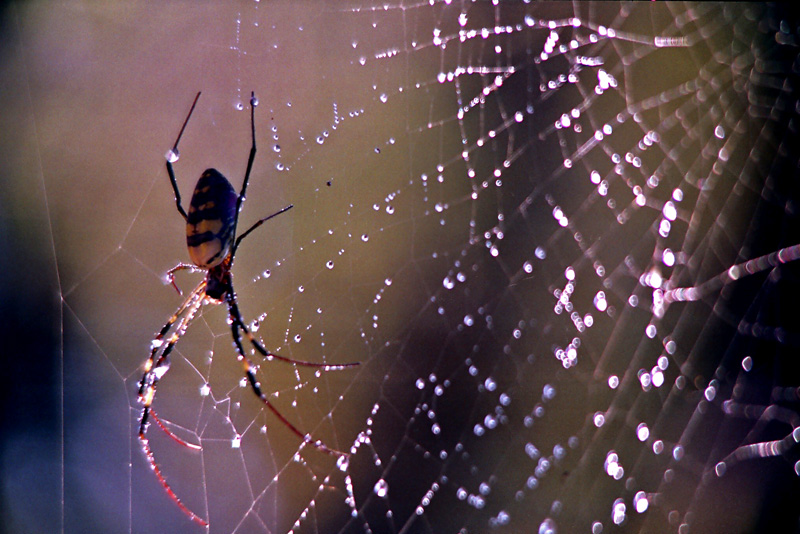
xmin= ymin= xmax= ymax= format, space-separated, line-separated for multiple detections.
xmin=138 ymin=281 xmax=206 ymax=406
xmin=235 ymin=92 xmax=258 ymax=217
xmin=226 ymin=297 xmax=350 ymax=457
xmin=165 ymin=91 xmax=202 ymax=221
xmin=228 ymin=297 xmax=360 ymax=368
xmin=232 ymin=204 xmax=294 ymax=256
xmin=148 ymin=408 xmax=201 ymax=451
xmin=165 ymin=262 xmax=205 ymax=295
xmin=139 ymin=436 xmax=208 ymax=526
xmin=137 ymin=281 xmax=209 ymax=526
xmin=139 ymin=282 xmax=206 ymax=438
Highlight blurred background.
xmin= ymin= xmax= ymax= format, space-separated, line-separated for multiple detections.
xmin=2 ymin=2 xmax=799 ymax=534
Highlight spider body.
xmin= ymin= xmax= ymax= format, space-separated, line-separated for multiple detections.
xmin=138 ymin=92 xmax=358 ymax=526
xmin=186 ymin=168 xmax=238 ymax=270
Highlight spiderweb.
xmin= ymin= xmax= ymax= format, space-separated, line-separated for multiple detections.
xmin=3 ymin=2 xmax=800 ymax=534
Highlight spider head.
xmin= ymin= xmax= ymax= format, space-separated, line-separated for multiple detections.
xmin=205 ymin=256 xmax=232 ymax=301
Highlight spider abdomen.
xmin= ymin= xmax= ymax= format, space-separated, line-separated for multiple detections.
xmin=186 ymin=168 xmax=238 ymax=269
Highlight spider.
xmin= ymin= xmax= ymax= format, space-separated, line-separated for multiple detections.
xmin=138 ymin=91 xmax=359 ymax=526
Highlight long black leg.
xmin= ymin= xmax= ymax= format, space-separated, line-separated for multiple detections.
xmin=165 ymin=91 xmax=202 ymax=221
xmin=137 ymin=281 xmax=208 ymax=526
xmin=232 ymin=204 xmax=294 ymax=256
xmin=227 ymin=295 xmax=359 ymax=369
xmin=138 ymin=281 xmax=206 ymax=434
xmin=226 ymin=298 xmax=352 ymax=457
xmin=235 ymin=91 xmax=258 ymax=217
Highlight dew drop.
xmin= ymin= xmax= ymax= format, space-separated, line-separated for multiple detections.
xmin=374 ymin=479 xmax=389 ymax=497
xmin=337 ymin=455 xmax=350 ymax=471
xmin=539 ymin=518 xmax=557 ymax=534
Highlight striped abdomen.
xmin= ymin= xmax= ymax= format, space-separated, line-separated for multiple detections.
xmin=186 ymin=169 xmax=238 ymax=268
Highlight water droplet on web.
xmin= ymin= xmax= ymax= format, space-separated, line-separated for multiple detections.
xmin=165 ymin=148 xmax=179 ymax=163
xmin=273 ymin=144 xmax=281 ymax=152
xmin=612 ymin=499 xmax=627 ymax=525
xmin=294 ymin=334 xmax=302 ymax=343
xmin=443 ymin=275 xmax=455 ymax=289
xmin=594 ymin=292 xmax=608 ymax=312
xmin=337 ymin=455 xmax=349 ymax=471
xmin=374 ymin=479 xmax=389 ymax=497
xmin=326 ymin=260 xmax=334 ymax=269
xmin=539 ymin=518 xmax=556 ymax=534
